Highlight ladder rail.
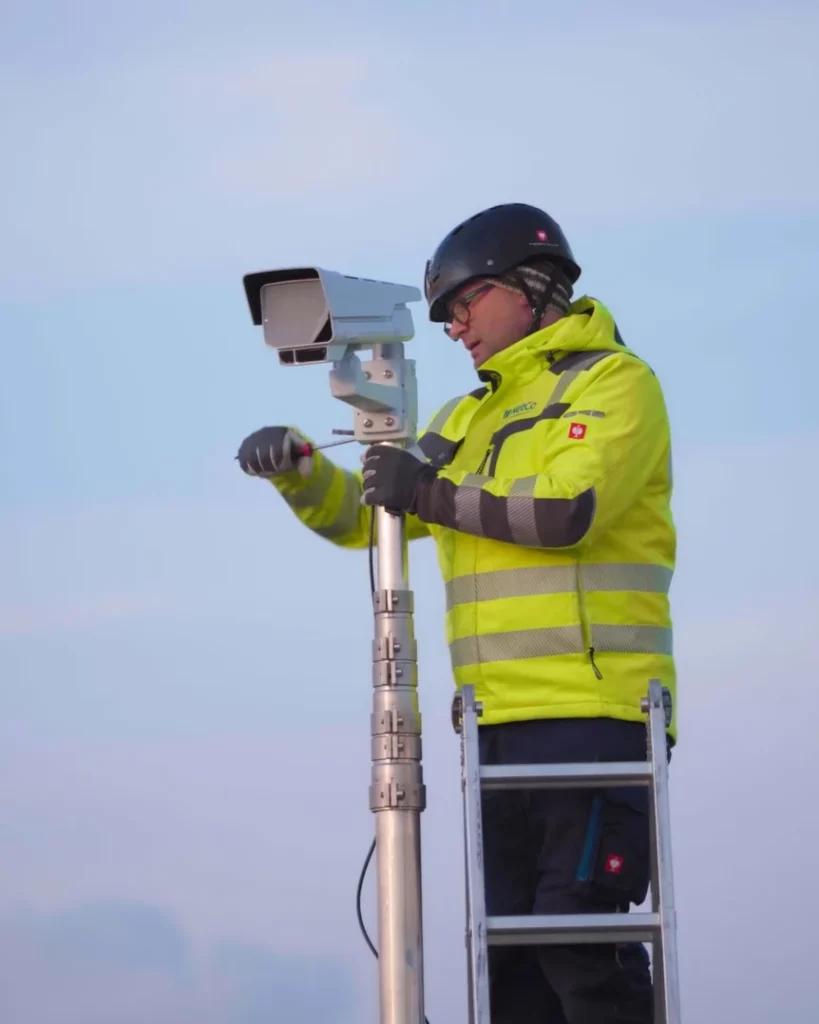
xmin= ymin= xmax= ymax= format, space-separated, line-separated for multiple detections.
xmin=644 ymin=682 xmax=682 ymax=1024
xmin=458 ymin=686 xmax=491 ymax=1024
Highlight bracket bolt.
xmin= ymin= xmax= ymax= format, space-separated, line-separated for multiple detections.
xmin=385 ymin=417 xmax=395 ymax=426
xmin=364 ymin=418 xmax=374 ymax=427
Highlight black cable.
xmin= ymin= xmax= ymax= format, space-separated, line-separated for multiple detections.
xmin=356 ymin=836 xmax=379 ymax=959
xmin=356 ymin=836 xmax=432 ymax=1024
xmin=368 ymin=504 xmax=376 ymax=597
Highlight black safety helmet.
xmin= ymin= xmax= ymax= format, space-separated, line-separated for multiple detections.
xmin=424 ymin=203 xmax=581 ymax=324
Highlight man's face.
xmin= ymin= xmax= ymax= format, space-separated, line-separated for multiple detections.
xmin=443 ymin=280 xmax=533 ymax=368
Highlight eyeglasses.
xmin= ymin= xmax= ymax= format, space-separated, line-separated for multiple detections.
xmin=443 ymin=283 xmax=494 ymax=337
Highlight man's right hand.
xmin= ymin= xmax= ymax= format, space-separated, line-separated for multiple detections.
xmin=236 ymin=426 xmax=313 ymax=478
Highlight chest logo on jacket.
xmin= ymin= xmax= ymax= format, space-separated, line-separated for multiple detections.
xmin=502 ymin=401 xmax=537 ymax=420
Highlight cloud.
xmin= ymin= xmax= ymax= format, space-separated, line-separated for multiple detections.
xmin=1 ymin=7 xmax=817 ymax=294
xmin=0 ymin=901 xmax=355 ymax=1024
xmin=0 ymin=491 xmax=387 ymax=638
xmin=667 ymin=431 xmax=819 ymax=625
xmin=0 ymin=594 xmax=180 ymax=637
xmin=414 ymin=9 xmax=819 ymax=224
xmin=0 ymin=43 xmax=427 ymax=296
xmin=170 ymin=52 xmax=415 ymax=197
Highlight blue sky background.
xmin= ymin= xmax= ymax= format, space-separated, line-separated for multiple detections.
xmin=1 ymin=2 xmax=818 ymax=1021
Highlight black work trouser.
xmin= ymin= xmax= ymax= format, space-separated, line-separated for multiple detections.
xmin=479 ymin=717 xmax=662 ymax=1024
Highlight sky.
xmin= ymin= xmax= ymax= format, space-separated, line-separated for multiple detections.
xmin=1 ymin=1 xmax=818 ymax=1021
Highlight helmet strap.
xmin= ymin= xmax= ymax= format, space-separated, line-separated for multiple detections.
xmin=505 ymin=269 xmax=564 ymax=336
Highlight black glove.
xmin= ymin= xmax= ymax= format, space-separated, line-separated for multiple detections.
xmin=361 ymin=445 xmax=437 ymax=514
xmin=236 ymin=426 xmax=312 ymax=477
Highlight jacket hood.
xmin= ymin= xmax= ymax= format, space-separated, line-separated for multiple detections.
xmin=476 ymin=296 xmax=632 ymax=390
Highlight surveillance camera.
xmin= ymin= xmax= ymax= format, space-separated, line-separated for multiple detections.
xmin=243 ymin=267 xmax=422 ymax=365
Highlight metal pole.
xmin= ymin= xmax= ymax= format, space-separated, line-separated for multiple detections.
xmin=369 ymin=501 xmax=426 ymax=1024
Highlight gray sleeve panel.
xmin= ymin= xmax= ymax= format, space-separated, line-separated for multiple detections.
xmin=415 ymin=475 xmax=595 ymax=548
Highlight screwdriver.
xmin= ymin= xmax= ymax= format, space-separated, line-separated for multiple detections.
xmin=292 ymin=431 xmax=358 ymax=458
xmin=293 ymin=437 xmax=358 ymax=457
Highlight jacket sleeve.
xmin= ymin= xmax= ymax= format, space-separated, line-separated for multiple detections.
xmin=269 ymin=440 xmax=431 ymax=549
xmin=413 ymin=354 xmax=671 ymax=549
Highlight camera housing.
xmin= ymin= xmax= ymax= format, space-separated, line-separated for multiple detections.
xmin=243 ymin=267 xmax=421 ymax=365
xmin=243 ymin=266 xmax=423 ymax=445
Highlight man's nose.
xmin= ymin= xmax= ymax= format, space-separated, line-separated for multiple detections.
xmin=447 ymin=318 xmax=468 ymax=341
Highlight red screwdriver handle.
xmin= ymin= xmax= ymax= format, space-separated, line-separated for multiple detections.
xmin=292 ymin=441 xmax=314 ymax=459
xmin=290 ymin=436 xmax=356 ymax=460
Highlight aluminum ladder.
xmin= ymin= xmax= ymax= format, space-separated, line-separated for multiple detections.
xmin=453 ymin=679 xmax=682 ymax=1023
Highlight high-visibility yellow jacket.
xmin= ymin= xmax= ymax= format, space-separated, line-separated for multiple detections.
xmin=269 ymin=296 xmax=677 ymax=739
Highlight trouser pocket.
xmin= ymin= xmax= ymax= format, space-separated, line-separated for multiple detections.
xmin=572 ymin=793 xmax=651 ymax=909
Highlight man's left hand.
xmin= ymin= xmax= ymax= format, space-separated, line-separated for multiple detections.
xmin=361 ymin=445 xmax=437 ymax=514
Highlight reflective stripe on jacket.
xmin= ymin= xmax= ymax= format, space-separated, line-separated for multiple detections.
xmin=269 ymin=296 xmax=677 ymax=740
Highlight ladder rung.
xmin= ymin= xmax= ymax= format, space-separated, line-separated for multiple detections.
xmin=487 ymin=912 xmax=661 ymax=946
xmin=479 ymin=761 xmax=652 ymax=790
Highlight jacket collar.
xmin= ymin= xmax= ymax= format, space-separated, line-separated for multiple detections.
xmin=476 ymin=296 xmax=629 ymax=393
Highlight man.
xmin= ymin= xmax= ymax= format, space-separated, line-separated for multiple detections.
xmin=237 ymin=203 xmax=676 ymax=1023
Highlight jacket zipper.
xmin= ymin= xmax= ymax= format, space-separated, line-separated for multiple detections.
xmin=575 ymin=564 xmax=604 ymax=680
xmin=471 ymin=372 xmax=603 ymax=678
xmin=470 ymin=371 xmax=503 ymax=476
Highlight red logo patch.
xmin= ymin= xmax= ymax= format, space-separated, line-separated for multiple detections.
xmin=536 ymin=229 xmax=548 ymax=241
xmin=568 ymin=422 xmax=586 ymax=439
xmin=605 ymin=854 xmax=624 ymax=874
